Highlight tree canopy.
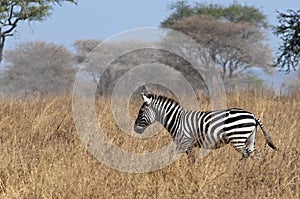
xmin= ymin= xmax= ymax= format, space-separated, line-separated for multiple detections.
xmin=162 ymin=1 xmax=268 ymax=28
xmin=161 ymin=2 xmax=272 ymax=79
xmin=0 ymin=0 xmax=77 ymax=62
xmin=274 ymin=9 xmax=300 ymax=72
xmin=2 ymin=41 xmax=75 ymax=96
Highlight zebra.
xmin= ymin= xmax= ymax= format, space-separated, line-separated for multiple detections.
xmin=134 ymin=92 xmax=277 ymax=163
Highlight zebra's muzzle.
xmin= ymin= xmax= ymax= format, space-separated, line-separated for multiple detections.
xmin=134 ymin=124 xmax=145 ymax=134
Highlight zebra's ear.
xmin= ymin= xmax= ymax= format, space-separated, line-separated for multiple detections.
xmin=141 ymin=93 xmax=151 ymax=105
xmin=144 ymin=85 xmax=153 ymax=95
xmin=141 ymin=85 xmax=153 ymax=95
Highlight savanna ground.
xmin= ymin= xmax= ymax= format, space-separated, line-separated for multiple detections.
xmin=0 ymin=92 xmax=299 ymax=198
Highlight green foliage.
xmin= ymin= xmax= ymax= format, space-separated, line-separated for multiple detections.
xmin=0 ymin=0 xmax=76 ymax=21
xmin=274 ymin=9 xmax=300 ymax=72
xmin=162 ymin=1 xmax=268 ymax=28
xmin=161 ymin=1 xmax=272 ymax=79
xmin=162 ymin=0 xmax=194 ymax=26
xmin=0 ymin=0 xmax=77 ymax=62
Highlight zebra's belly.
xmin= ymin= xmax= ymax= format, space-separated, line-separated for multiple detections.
xmin=196 ymin=128 xmax=255 ymax=149
xmin=195 ymin=134 xmax=229 ymax=149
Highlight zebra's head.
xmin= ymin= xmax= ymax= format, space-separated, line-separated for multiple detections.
xmin=134 ymin=93 xmax=156 ymax=134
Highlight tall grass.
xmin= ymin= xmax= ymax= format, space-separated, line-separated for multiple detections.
xmin=0 ymin=93 xmax=299 ymax=198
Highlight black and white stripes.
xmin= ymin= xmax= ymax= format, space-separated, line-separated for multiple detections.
xmin=134 ymin=93 xmax=277 ymax=163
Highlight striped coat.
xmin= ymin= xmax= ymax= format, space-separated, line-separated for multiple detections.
xmin=134 ymin=93 xmax=277 ymax=163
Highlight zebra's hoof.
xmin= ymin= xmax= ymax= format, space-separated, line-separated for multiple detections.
xmin=251 ymin=150 xmax=261 ymax=159
xmin=239 ymin=155 xmax=250 ymax=161
xmin=188 ymin=157 xmax=195 ymax=164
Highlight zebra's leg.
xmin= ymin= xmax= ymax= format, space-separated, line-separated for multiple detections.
xmin=231 ymin=143 xmax=251 ymax=160
xmin=175 ymin=144 xmax=186 ymax=154
xmin=174 ymin=143 xmax=195 ymax=163
xmin=246 ymin=129 xmax=261 ymax=159
xmin=216 ymin=133 xmax=229 ymax=148
xmin=221 ymin=133 xmax=229 ymax=144
xmin=186 ymin=146 xmax=195 ymax=164
xmin=239 ymin=147 xmax=251 ymax=160
xmin=252 ymin=149 xmax=261 ymax=159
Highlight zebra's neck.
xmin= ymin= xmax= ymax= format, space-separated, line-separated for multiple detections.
xmin=152 ymin=95 xmax=183 ymax=136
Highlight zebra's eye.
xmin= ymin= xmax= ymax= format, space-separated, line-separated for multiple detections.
xmin=142 ymin=103 xmax=150 ymax=108
xmin=139 ymin=105 xmax=147 ymax=112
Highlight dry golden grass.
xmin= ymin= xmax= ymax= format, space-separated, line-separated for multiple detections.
xmin=0 ymin=93 xmax=299 ymax=198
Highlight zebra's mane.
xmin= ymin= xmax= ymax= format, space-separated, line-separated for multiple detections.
xmin=149 ymin=94 xmax=181 ymax=107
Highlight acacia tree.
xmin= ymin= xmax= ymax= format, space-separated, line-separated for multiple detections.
xmin=73 ymin=39 xmax=101 ymax=64
xmin=0 ymin=0 xmax=77 ymax=62
xmin=162 ymin=2 xmax=272 ymax=79
xmin=73 ymin=39 xmax=166 ymax=96
xmin=164 ymin=15 xmax=272 ymax=79
xmin=2 ymin=41 xmax=75 ymax=96
xmin=274 ymin=9 xmax=300 ymax=72
xmin=162 ymin=1 xmax=268 ymax=28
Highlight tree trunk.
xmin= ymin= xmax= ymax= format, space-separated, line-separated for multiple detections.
xmin=222 ymin=63 xmax=226 ymax=79
xmin=228 ymin=63 xmax=234 ymax=78
xmin=0 ymin=37 xmax=4 ymax=63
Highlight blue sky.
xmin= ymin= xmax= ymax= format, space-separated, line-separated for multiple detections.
xmin=9 ymin=0 xmax=300 ymax=50
xmin=6 ymin=0 xmax=300 ymax=91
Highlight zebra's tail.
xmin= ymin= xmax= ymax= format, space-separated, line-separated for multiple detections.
xmin=255 ymin=116 xmax=278 ymax=151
